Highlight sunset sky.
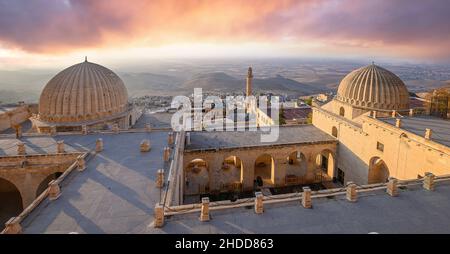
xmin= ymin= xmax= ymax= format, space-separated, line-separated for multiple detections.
xmin=1 ymin=0 xmax=450 ymax=69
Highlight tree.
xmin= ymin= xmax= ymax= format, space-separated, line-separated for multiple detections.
xmin=306 ymin=112 xmax=313 ymax=124
xmin=304 ymin=97 xmax=313 ymax=106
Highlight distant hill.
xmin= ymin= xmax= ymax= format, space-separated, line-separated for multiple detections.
xmin=179 ymin=72 xmax=327 ymax=96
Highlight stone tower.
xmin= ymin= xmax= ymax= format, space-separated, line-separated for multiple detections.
xmin=246 ymin=67 xmax=253 ymax=96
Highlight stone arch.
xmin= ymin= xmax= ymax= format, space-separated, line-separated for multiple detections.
xmin=254 ymin=153 xmax=275 ymax=187
xmin=35 ymin=172 xmax=63 ymax=198
xmin=339 ymin=107 xmax=345 ymax=117
xmin=315 ymin=149 xmax=335 ymax=178
xmin=285 ymin=151 xmax=307 ymax=185
xmin=218 ymin=155 xmax=244 ymax=192
xmin=0 ymin=177 xmax=23 ymax=230
xmin=184 ymin=158 xmax=209 ymax=195
xmin=332 ymin=126 xmax=338 ymax=138
xmin=368 ymin=157 xmax=390 ymax=184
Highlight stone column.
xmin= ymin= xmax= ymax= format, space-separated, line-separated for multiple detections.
xmin=372 ymin=111 xmax=377 ymax=119
xmin=168 ymin=132 xmax=174 ymax=146
xmin=140 ymin=139 xmax=151 ymax=152
xmin=3 ymin=217 xmax=22 ymax=234
xmin=386 ymin=177 xmax=398 ymax=197
xmin=423 ymin=172 xmax=435 ymax=191
xmin=81 ymin=125 xmax=88 ymax=135
xmin=346 ymin=182 xmax=357 ymax=202
xmin=163 ymin=147 xmax=171 ymax=162
xmin=153 ymin=204 xmax=164 ymax=228
xmin=77 ymin=156 xmax=86 ymax=171
xmin=200 ymin=197 xmax=210 ymax=222
xmin=409 ymin=109 xmax=414 ymax=117
xmin=302 ymin=187 xmax=312 ymax=208
xmin=145 ymin=123 xmax=152 ymax=132
xmin=15 ymin=125 xmax=22 ymax=139
xmin=156 ymin=169 xmax=165 ymax=188
xmin=95 ymin=138 xmax=103 ymax=152
xmin=425 ymin=129 xmax=432 ymax=140
xmin=50 ymin=126 xmax=57 ymax=136
xmin=17 ymin=142 xmax=26 ymax=155
xmin=56 ymin=140 xmax=65 ymax=153
xmin=112 ymin=123 xmax=119 ymax=133
xmin=48 ymin=180 xmax=61 ymax=200
xmin=254 ymin=192 xmax=263 ymax=214
xmin=391 ymin=110 xmax=397 ymax=118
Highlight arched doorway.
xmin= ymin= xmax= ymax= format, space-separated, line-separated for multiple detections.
xmin=368 ymin=157 xmax=390 ymax=184
xmin=315 ymin=149 xmax=335 ymax=179
xmin=218 ymin=156 xmax=244 ymax=192
xmin=286 ymin=151 xmax=307 ymax=185
xmin=339 ymin=107 xmax=345 ymax=117
xmin=332 ymin=126 xmax=338 ymax=138
xmin=185 ymin=159 xmax=209 ymax=195
xmin=0 ymin=178 xmax=23 ymax=230
xmin=254 ymin=154 xmax=274 ymax=187
xmin=36 ymin=172 xmax=63 ymax=197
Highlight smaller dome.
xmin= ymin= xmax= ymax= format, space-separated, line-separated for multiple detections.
xmin=38 ymin=60 xmax=129 ymax=123
xmin=336 ymin=64 xmax=410 ymax=111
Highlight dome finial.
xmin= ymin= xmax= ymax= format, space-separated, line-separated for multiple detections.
xmin=372 ymin=61 xmax=375 ymax=65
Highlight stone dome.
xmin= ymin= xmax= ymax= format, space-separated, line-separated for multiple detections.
xmin=38 ymin=60 xmax=129 ymax=123
xmin=336 ymin=64 xmax=410 ymax=111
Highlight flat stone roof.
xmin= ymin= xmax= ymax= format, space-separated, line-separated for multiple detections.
xmin=18 ymin=131 xmax=169 ymax=234
xmin=149 ymin=182 xmax=450 ymax=234
xmin=185 ymin=125 xmax=336 ymax=151
xmin=379 ymin=116 xmax=450 ymax=147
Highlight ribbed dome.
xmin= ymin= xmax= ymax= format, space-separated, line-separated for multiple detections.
xmin=336 ymin=64 xmax=409 ymax=111
xmin=38 ymin=60 xmax=129 ymax=123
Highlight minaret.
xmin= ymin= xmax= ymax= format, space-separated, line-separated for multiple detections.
xmin=246 ymin=67 xmax=253 ymax=97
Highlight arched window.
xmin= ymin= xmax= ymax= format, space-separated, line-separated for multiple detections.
xmin=368 ymin=157 xmax=390 ymax=184
xmin=339 ymin=107 xmax=345 ymax=117
xmin=0 ymin=178 xmax=23 ymax=228
xmin=185 ymin=159 xmax=209 ymax=195
xmin=285 ymin=151 xmax=307 ymax=185
xmin=332 ymin=126 xmax=338 ymax=138
xmin=254 ymin=154 xmax=275 ymax=187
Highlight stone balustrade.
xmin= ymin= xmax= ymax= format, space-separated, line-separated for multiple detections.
xmin=200 ymin=197 xmax=210 ymax=222
xmin=254 ymin=192 xmax=263 ymax=214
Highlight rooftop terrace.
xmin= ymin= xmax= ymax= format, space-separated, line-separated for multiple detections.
xmin=1 ymin=129 xmax=450 ymax=233
xmin=0 ymin=131 xmax=169 ymax=234
xmin=380 ymin=116 xmax=450 ymax=147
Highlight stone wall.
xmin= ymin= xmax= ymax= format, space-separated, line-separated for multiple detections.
xmin=0 ymin=153 xmax=80 ymax=208
xmin=182 ymin=141 xmax=337 ymax=195
xmin=312 ymin=106 xmax=450 ymax=185
xmin=0 ymin=105 xmax=31 ymax=132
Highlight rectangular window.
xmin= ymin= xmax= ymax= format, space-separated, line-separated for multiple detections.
xmin=376 ymin=142 xmax=384 ymax=152
xmin=337 ymin=168 xmax=345 ymax=185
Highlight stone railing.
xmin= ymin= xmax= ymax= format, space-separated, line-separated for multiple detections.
xmin=162 ymin=131 xmax=185 ymax=207
xmin=152 ymin=173 xmax=450 ymax=227
xmin=1 ymin=151 xmax=93 ymax=234
xmin=0 ymin=126 xmax=172 ymax=139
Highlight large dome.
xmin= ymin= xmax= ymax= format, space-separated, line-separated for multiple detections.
xmin=38 ymin=60 xmax=129 ymax=123
xmin=336 ymin=64 xmax=409 ymax=111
